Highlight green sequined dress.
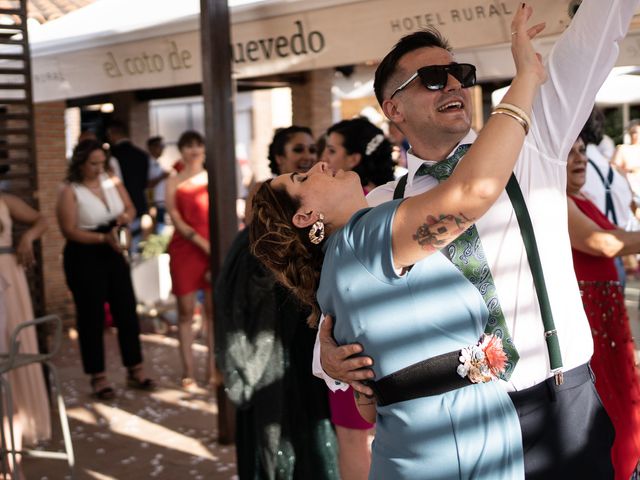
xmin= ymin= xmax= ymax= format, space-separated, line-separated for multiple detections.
xmin=215 ymin=228 xmax=339 ymax=480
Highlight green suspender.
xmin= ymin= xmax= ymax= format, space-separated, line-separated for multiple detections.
xmin=393 ymin=173 xmax=407 ymax=200
xmin=393 ymin=173 xmax=564 ymax=384
xmin=505 ymin=174 xmax=563 ymax=384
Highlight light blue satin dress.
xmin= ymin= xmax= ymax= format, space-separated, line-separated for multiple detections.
xmin=317 ymin=200 xmax=524 ymax=479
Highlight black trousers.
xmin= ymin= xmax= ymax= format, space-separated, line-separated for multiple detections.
xmin=63 ymin=240 xmax=143 ymax=374
xmin=509 ymin=363 xmax=615 ymax=479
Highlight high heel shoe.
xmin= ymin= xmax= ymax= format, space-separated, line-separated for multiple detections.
xmin=126 ymin=366 xmax=156 ymax=391
xmin=90 ymin=375 xmax=116 ymax=400
xmin=181 ymin=377 xmax=197 ymax=391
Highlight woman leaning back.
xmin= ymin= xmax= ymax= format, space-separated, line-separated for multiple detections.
xmin=320 ymin=116 xmax=396 ymax=479
xmin=250 ymin=6 xmax=544 ymax=479
xmin=57 ymin=139 xmax=154 ymax=399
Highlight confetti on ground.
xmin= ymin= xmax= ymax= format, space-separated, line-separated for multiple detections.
xmin=23 ymin=327 xmax=237 ymax=479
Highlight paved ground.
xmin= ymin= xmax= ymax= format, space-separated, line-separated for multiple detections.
xmin=21 ymin=318 xmax=237 ymax=480
xmin=17 ymin=278 xmax=640 ymax=479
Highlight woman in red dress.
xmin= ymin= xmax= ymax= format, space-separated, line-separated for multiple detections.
xmin=567 ymin=136 xmax=640 ymax=479
xmin=166 ymin=131 xmax=214 ymax=388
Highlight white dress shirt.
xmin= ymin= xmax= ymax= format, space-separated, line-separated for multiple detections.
xmin=313 ymin=0 xmax=639 ymax=392
xmin=148 ymin=157 xmax=168 ymax=206
xmin=582 ymin=143 xmax=634 ymax=229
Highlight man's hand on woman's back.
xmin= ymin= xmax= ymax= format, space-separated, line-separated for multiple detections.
xmin=319 ymin=315 xmax=376 ymax=396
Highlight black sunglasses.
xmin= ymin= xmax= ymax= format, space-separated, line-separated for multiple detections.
xmin=390 ymin=63 xmax=477 ymax=99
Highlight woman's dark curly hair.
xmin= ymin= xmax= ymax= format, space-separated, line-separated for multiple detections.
xmin=327 ymin=117 xmax=395 ymax=187
xmin=66 ymin=139 xmax=107 ymax=183
xmin=249 ymin=179 xmax=324 ymax=326
xmin=267 ymin=126 xmax=313 ymax=175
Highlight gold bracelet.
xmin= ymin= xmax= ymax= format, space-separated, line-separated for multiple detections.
xmin=490 ymin=109 xmax=529 ymax=135
xmin=495 ymin=102 xmax=531 ymax=129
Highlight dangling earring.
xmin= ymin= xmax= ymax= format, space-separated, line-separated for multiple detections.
xmin=308 ymin=213 xmax=325 ymax=244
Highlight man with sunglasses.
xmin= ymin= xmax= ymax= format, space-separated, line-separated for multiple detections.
xmin=314 ymin=0 xmax=639 ymax=478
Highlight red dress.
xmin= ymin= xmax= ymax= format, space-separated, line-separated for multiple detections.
xmin=168 ymin=179 xmax=210 ymax=296
xmin=328 ymin=387 xmax=374 ymax=430
xmin=570 ymin=194 xmax=640 ymax=479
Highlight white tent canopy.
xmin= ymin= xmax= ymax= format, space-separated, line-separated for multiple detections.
xmin=27 ymin=0 xmax=343 ymax=55
xmin=594 ymin=71 xmax=640 ymax=106
xmin=491 ymin=67 xmax=640 ymax=107
xmin=25 ymin=0 xmax=640 ymax=103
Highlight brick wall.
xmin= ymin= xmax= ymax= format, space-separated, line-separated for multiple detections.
xmin=34 ymin=100 xmax=74 ymax=322
xmin=65 ymin=107 xmax=81 ymax=157
xmin=129 ymin=100 xmax=150 ymax=149
xmin=291 ymin=68 xmax=334 ymax=138
xmin=111 ymin=92 xmax=150 ymax=148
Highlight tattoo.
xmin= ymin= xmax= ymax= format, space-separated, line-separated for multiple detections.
xmin=413 ymin=212 xmax=473 ymax=250
xmin=354 ymin=390 xmax=376 ymax=406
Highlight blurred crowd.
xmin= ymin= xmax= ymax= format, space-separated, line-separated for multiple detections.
xmin=3 ymin=100 xmax=640 ymax=477
xmin=4 ymin=28 xmax=640 ymax=477
xmin=0 ymin=108 xmax=414 ymax=478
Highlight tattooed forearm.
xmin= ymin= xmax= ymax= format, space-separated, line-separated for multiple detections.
xmin=412 ymin=212 xmax=474 ymax=250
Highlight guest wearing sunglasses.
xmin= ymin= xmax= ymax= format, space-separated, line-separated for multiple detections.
xmin=389 ymin=63 xmax=476 ymax=98
xmin=314 ymin=0 xmax=638 ymax=478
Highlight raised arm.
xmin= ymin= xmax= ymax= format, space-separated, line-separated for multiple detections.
xmin=533 ymin=0 xmax=639 ymax=159
xmin=568 ymin=197 xmax=640 ymax=257
xmin=392 ymin=5 xmax=545 ymax=269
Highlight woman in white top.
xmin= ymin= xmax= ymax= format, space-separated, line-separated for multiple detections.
xmin=56 ymin=139 xmax=154 ymax=399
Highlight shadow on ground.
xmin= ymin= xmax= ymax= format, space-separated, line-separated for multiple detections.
xmin=22 ymin=322 xmax=237 ymax=480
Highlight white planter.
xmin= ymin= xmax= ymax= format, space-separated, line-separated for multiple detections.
xmin=131 ymin=253 xmax=172 ymax=307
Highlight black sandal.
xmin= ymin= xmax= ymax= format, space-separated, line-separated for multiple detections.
xmin=90 ymin=375 xmax=116 ymax=400
xmin=127 ymin=367 xmax=156 ymax=391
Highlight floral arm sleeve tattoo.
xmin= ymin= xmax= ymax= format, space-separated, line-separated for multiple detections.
xmin=413 ymin=213 xmax=473 ymax=252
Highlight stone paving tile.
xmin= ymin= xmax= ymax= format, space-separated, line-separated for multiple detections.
xmin=19 ymin=279 xmax=640 ymax=479
xmin=22 ymin=325 xmax=237 ymax=480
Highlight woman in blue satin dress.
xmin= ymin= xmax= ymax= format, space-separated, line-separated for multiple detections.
xmin=250 ymin=6 xmax=544 ymax=479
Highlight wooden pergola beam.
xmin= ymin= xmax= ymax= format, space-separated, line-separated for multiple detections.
xmin=200 ymin=0 xmax=237 ymax=444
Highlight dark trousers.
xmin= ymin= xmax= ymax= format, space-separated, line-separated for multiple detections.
xmin=154 ymin=204 xmax=166 ymax=234
xmin=63 ymin=240 xmax=143 ymax=374
xmin=509 ymin=363 xmax=615 ymax=479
